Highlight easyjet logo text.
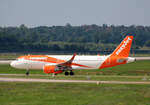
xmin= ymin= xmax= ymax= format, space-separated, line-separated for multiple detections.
xmin=29 ymin=57 xmax=47 ymax=60
xmin=116 ymin=37 xmax=131 ymax=55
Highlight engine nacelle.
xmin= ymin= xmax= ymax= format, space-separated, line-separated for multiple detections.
xmin=43 ymin=65 xmax=63 ymax=74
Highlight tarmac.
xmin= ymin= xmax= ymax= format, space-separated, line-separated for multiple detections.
xmin=0 ymin=77 xmax=150 ymax=85
xmin=0 ymin=60 xmax=13 ymax=64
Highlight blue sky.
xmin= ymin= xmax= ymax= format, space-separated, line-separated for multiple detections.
xmin=0 ymin=0 xmax=150 ymax=27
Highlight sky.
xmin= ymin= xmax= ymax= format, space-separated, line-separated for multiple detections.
xmin=0 ymin=0 xmax=150 ymax=27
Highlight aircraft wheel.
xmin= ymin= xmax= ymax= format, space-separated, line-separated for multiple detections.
xmin=65 ymin=72 xmax=69 ymax=76
xmin=70 ymin=71 xmax=74 ymax=76
xmin=26 ymin=71 xmax=29 ymax=76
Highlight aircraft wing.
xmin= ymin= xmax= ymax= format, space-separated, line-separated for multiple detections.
xmin=56 ymin=53 xmax=77 ymax=71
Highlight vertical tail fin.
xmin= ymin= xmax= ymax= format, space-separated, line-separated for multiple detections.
xmin=99 ymin=35 xmax=133 ymax=69
xmin=111 ymin=36 xmax=133 ymax=57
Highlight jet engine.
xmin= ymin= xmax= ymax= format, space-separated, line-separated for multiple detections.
xmin=43 ymin=65 xmax=63 ymax=74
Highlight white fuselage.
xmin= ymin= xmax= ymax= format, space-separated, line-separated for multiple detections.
xmin=10 ymin=55 xmax=135 ymax=70
xmin=10 ymin=55 xmax=109 ymax=70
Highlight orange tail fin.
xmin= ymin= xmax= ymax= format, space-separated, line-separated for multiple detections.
xmin=111 ymin=36 xmax=133 ymax=57
xmin=99 ymin=36 xmax=133 ymax=69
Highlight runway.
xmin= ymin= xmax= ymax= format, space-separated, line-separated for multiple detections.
xmin=135 ymin=57 xmax=150 ymax=60
xmin=0 ymin=60 xmax=13 ymax=64
xmin=0 ymin=77 xmax=150 ymax=85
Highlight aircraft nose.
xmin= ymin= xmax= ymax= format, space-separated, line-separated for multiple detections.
xmin=10 ymin=61 xmax=17 ymax=68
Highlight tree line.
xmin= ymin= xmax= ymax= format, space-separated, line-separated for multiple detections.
xmin=0 ymin=24 xmax=150 ymax=53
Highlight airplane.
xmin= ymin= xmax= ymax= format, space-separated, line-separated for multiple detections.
xmin=10 ymin=36 xmax=136 ymax=76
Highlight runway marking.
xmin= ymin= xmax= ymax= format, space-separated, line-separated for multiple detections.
xmin=0 ymin=77 xmax=150 ymax=85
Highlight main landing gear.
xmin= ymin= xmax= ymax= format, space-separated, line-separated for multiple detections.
xmin=65 ymin=71 xmax=74 ymax=76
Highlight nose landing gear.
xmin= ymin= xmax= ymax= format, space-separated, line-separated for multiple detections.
xmin=26 ymin=69 xmax=29 ymax=76
xmin=26 ymin=71 xmax=29 ymax=76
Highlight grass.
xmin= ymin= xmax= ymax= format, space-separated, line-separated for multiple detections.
xmin=0 ymin=82 xmax=150 ymax=105
xmin=0 ymin=53 xmax=22 ymax=59
xmin=0 ymin=60 xmax=150 ymax=105
xmin=130 ymin=53 xmax=150 ymax=57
